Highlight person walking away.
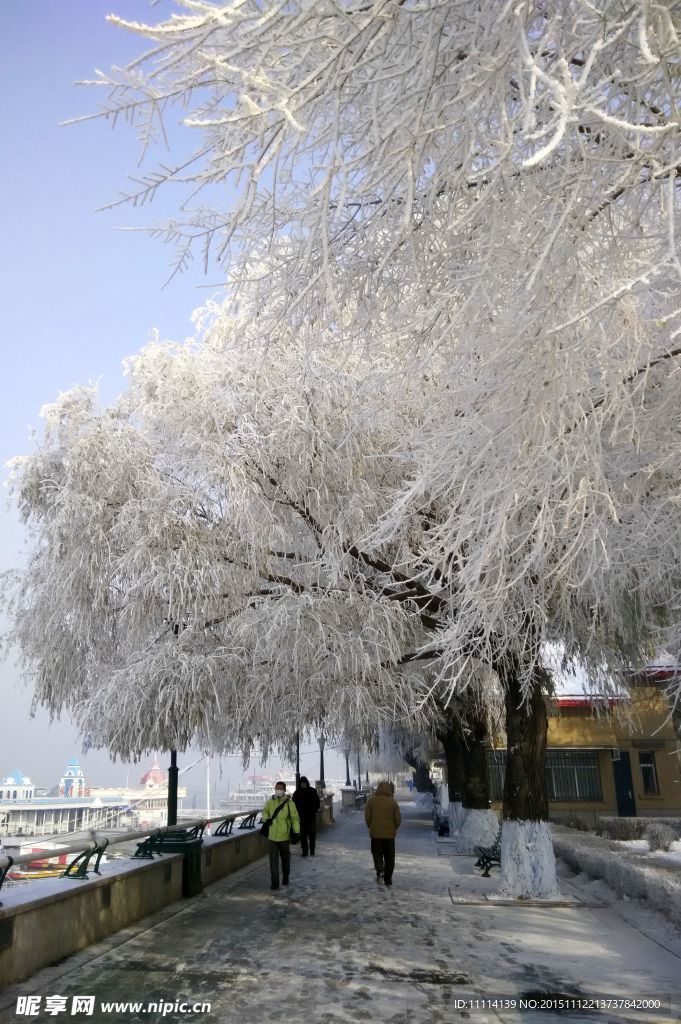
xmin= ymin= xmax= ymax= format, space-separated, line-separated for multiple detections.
xmin=261 ymin=782 xmax=300 ymax=890
xmin=292 ymin=776 xmax=321 ymax=857
xmin=364 ymin=780 xmax=401 ymax=887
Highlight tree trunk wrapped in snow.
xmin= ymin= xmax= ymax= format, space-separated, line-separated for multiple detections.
xmin=498 ymin=820 xmax=559 ymax=901
xmin=436 ymin=712 xmax=465 ymax=837
xmin=497 ymin=660 xmax=559 ymax=896
xmin=447 ymin=801 xmax=466 ymax=839
xmin=456 ymin=809 xmax=500 ymax=857
xmin=438 ymin=700 xmax=498 ymax=853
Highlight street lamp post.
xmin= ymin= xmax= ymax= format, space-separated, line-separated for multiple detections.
xmin=344 ymin=749 xmax=351 ymax=787
xmin=357 ymin=750 xmax=361 ymax=792
xmin=295 ymin=731 xmax=301 ymax=790
xmin=319 ymin=734 xmax=326 ymax=789
xmin=167 ymin=750 xmax=178 ymax=826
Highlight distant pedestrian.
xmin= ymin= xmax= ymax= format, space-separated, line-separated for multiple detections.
xmin=364 ymin=780 xmax=401 ymax=887
xmin=292 ymin=776 xmax=321 ymax=857
xmin=407 ymin=779 xmax=414 ymax=792
xmin=261 ymin=782 xmax=300 ymax=891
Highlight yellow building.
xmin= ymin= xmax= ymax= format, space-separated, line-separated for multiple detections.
xmin=487 ymin=671 xmax=681 ymax=825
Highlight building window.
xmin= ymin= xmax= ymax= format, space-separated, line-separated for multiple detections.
xmin=546 ymin=751 xmax=602 ymax=802
xmin=487 ymin=750 xmax=506 ymax=802
xmin=486 ymin=749 xmax=602 ymax=802
xmin=638 ymin=752 xmax=660 ymax=795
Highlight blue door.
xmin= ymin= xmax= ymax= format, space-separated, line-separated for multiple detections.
xmin=613 ymin=751 xmax=636 ymax=817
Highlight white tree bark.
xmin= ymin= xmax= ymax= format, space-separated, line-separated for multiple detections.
xmin=449 ymin=807 xmax=498 ymax=856
xmin=446 ymin=801 xmax=466 ymax=839
xmin=498 ymin=821 xmax=560 ymax=900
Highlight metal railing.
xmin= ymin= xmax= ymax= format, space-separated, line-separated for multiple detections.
xmin=0 ymin=809 xmax=261 ymax=905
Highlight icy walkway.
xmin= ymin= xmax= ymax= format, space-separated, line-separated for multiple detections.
xmin=2 ymin=801 xmax=681 ymax=1024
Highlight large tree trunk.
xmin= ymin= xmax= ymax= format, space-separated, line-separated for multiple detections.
xmin=404 ymin=751 xmax=436 ymax=808
xmin=456 ymin=707 xmax=498 ymax=853
xmin=436 ymin=713 xmax=466 ymax=837
xmin=438 ymin=705 xmax=498 ymax=852
xmin=463 ymin=714 xmax=490 ymax=810
xmin=498 ymin=662 xmax=559 ymax=898
xmin=436 ymin=714 xmax=465 ymax=803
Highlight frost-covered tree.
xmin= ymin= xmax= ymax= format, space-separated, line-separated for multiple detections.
xmin=3 ymin=326 xmax=428 ymax=760
xmin=5 ymin=313 xmax=488 ymax=770
xmin=61 ymin=0 xmax=681 ymax=895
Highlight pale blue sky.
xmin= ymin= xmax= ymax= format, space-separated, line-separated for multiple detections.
xmin=0 ymin=1 xmax=351 ymax=796
xmin=0 ymin=0 xmax=214 ymax=793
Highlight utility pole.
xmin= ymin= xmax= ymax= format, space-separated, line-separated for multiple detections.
xmin=357 ymin=750 xmax=361 ymax=792
xmin=295 ymin=731 xmax=301 ymax=790
xmin=167 ymin=750 xmax=178 ymax=826
xmin=319 ymin=734 xmax=326 ymax=789
xmin=206 ymin=755 xmax=210 ymax=822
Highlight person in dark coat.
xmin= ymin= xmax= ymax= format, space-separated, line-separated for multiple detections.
xmin=292 ymin=776 xmax=321 ymax=856
xmin=364 ymin=780 xmax=401 ymax=886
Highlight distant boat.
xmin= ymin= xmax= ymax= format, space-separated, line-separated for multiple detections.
xmin=9 ymin=866 xmax=64 ymax=880
xmin=221 ymin=778 xmax=344 ymax=808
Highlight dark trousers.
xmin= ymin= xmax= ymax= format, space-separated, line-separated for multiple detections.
xmin=371 ymin=837 xmax=395 ymax=882
xmin=300 ymin=821 xmax=316 ymax=855
xmin=269 ymin=840 xmax=291 ymax=885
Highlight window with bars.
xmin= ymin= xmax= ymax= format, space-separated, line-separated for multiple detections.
xmin=546 ymin=751 xmax=603 ymax=801
xmin=486 ymin=749 xmax=603 ymax=802
xmin=487 ymin=750 xmax=506 ymax=802
xmin=638 ymin=751 xmax=660 ymax=795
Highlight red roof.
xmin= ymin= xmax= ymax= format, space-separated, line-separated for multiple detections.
xmin=140 ymin=763 xmax=166 ymax=786
xmin=555 ymin=696 xmax=623 ymax=708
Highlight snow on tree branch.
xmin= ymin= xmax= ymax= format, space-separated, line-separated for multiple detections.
xmin=77 ymin=1 xmax=678 ymax=304
xmin=21 ymin=1 xmax=681 ymax=726
xmin=3 ymin=322 xmax=459 ymax=759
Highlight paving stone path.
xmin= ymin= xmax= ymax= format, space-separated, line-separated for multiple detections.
xmin=3 ymin=800 xmax=681 ymax=1024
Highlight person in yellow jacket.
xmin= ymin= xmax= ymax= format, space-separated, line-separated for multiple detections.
xmin=364 ymin=780 xmax=401 ymax=887
xmin=261 ymin=782 xmax=301 ymax=890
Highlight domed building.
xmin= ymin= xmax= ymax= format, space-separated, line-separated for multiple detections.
xmin=140 ymin=761 xmax=166 ymax=788
xmin=0 ymin=769 xmax=34 ymax=801
xmin=59 ymin=757 xmax=87 ymax=798
xmin=87 ymin=759 xmax=184 ymax=828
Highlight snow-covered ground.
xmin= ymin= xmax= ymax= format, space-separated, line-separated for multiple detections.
xmin=553 ymin=825 xmax=681 ymax=933
xmin=611 ymin=838 xmax=681 ymax=866
xmin=1 ymin=802 xmax=679 ymax=1023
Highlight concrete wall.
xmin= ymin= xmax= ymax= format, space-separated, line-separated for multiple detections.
xmin=201 ymin=828 xmax=269 ymax=887
xmin=0 ymin=829 xmax=265 ymax=988
xmin=1 ymin=810 xmax=338 ymax=988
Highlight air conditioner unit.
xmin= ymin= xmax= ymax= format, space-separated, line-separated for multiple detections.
xmin=610 ymin=748 xmax=621 ymax=761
